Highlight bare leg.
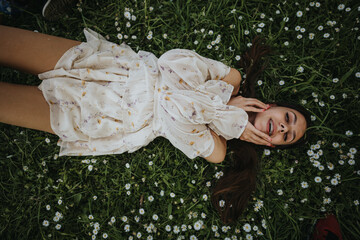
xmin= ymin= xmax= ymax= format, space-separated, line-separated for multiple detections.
xmin=0 ymin=82 xmax=55 ymax=134
xmin=0 ymin=25 xmax=81 ymax=133
xmin=0 ymin=25 xmax=80 ymax=74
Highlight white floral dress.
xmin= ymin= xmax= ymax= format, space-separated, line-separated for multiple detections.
xmin=38 ymin=29 xmax=248 ymax=159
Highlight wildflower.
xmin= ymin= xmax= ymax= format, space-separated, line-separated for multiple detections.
xmin=300 ymin=27 xmax=306 ymax=33
xmin=162 ymin=34 xmax=167 ymax=39
xmin=124 ymin=224 xmax=130 ymax=232
xmin=338 ymin=4 xmax=345 ymax=10
xmin=243 ymin=223 xmax=251 ymax=232
xmin=315 ymin=2 xmax=321 ymax=7
xmin=111 ymin=216 xmax=116 ymax=223
xmin=315 ymin=176 xmax=322 ymax=183
xmin=345 ymin=7 xmax=351 ymax=12
xmin=126 ymin=22 xmax=131 ymax=28
xmin=257 ymin=80 xmax=263 ymax=86
xmin=207 ymin=44 xmax=212 ymax=49
xmin=301 ymin=181 xmax=309 ymax=188
xmin=339 ymin=160 xmax=344 ymax=165
xmin=160 ymin=190 xmax=164 ymax=196
xmin=208 ymin=30 xmax=214 ymax=35
xmin=296 ymin=11 xmax=303 ymax=17
xmin=125 ymin=183 xmax=131 ymax=190
xmin=297 ymin=34 xmax=303 ymax=39
xmin=244 ymin=30 xmax=250 ymax=35
xmin=348 ymin=159 xmax=355 ymax=165
xmin=89 ymin=215 xmax=94 ymax=220
xmin=256 ymin=28 xmax=262 ymax=33
xmin=58 ymin=199 xmax=63 ymax=205
xmin=194 ymin=40 xmax=198 ymax=45
xmin=46 ymin=205 xmax=51 ymax=210
xmin=284 ymin=41 xmax=289 ymax=46
xmin=283 ymin=17 xmax=289 ymax=22
xmin=260 ymin=13 xmax=265 ymax=19
xmin=194 ymin=220 xmax=203 ymax=230
xmin=235 ymin=55 xmax=241 ymax=61
xmin=170 ymin=192 xmax=175 ymax=198
xmin=222 ymin=226 xmax=229 ymax=233
xmin=323 ymin=33 xmax=330 ymax=38
xmin=202 ymin=194 xmax=208 ymax=201
xmin=190 ymin=235 xmax=197 ymax=240
xmin=279 ymin=80 xmax=285 ymax=85
xmin=212 ymin=225 xmax=218 ymax=232
xmin=318 ymin=25 xmax=323 ymax=31
xmin=103 ymin=233 xmax=108 ymax=239
xmin=125 ymin=163 xmax=130 ymax=168
xmin=136 ymin=232 xmax=142 ymax=238
xmin=354 ymin=200 xmax=359 ymax=206
xmin=165 ymin=225 xmax=171 ymax=232
xmin=181 ymin=224 xmax=187 ymax=231
xmin=297 ymin=66 xmax=304 ymax=72
xmin=43 ymin=220 xmax=49 ymax=227
xmin=131 ymin=15 xmax=136 ymax=21
xmin=323 ymin=198 xmax=331 ymax=204
xmin=219 ymin=200 xmax=225 ymax=207
xmin=55 ymin=224 xmax=61 ymax=230
xmin=327 ymin=163 xmax=334 ymax=170
xmin=148 ymin=195 xmax=154 ymax=202
xmin=124 ymin=11 xmax=131 ymax=20
xmin=324 ymin=186 xmax=331 ymax=192
xmin=331 ymin=178 xmax=338 ymax=185
xmin=355 ymin=72 xmax=360 ymax=78
xmin=277 ymin=189 xmax=284 ymax=195
xmin=345 ymin=130 xmax=353 ymax=136
xmin=45 ymin=138 xmax=50 ymax=143
xmin=149 ymin=6 xmax=154 ymax=11
xmin=139 ymin=208 xmax=145 ymax=215
xmin=173 ymin=225 xmax=180 ymax=234
xmin=23 ymin=166 xmax=28 ymax=171
xmin=147 ymin=35 xmax=153 ymax=40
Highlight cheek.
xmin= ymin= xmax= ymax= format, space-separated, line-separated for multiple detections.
xmin=272 ymin=135 xmax=283 ymax=145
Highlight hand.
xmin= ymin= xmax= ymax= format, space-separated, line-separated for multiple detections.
xmin=240 ymin=121 xmax=274 ymax=147
xmin=227 ymin=96 xmax=269 ymax=112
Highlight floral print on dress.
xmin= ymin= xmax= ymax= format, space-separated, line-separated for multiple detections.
xmin=38 ymin=29 xmax=248 ymax=159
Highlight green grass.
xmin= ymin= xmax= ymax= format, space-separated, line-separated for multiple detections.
xmin=1 ymin=0 xmax=359 ymax=239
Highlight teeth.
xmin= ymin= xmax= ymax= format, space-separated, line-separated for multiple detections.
xmin=269 ymin=120 xmax=273 ymax=136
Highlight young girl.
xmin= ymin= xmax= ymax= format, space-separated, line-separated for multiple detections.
xmin=0 ymin=25 xmax=310 ymax=222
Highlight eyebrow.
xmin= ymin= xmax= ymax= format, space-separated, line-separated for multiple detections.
xmin=290 ymin=111 xmax=297 ymax=142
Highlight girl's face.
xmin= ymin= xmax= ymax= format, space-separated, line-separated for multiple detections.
xmin=252 ymin=106 xmax=307 ymax=146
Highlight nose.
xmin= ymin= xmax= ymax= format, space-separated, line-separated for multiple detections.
xmin=279 ymin=123 xmax=289 ymax=133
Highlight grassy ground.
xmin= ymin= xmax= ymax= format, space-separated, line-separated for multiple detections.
xmin=0 ymin=0 xmax=359 ymax=239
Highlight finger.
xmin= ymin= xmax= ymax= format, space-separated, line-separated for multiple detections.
xmin=251 ymin=126 xmax=272 ymax=142
xmin=250 ymin=134 xmax=271 ymax=146
xmin=244 ymin=106 xmax=266 ymax=112
xmin=246 ymin=98 xmax=269 ymax=109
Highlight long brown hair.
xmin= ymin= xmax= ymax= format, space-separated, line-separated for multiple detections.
xmin=211 ymin=37 xmax=271 ymax=223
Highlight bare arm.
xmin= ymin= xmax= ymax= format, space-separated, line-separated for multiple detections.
xmin=204 ymin=129 xmax=227 ymax=164
xmin=222 ymin=68 xmax=241 ymax=96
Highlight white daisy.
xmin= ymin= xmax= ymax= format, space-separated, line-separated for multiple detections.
xmin=296 ymin=11 xmax=303 ymax=17
xmin=314 ymin=176 xmax=322 ymax=183
xmin=243 ymin=223 xmax=251 ymax=232
xmin=301 ymin=181 xmax=309 ymax=188
xmin=43 ymin=220 xmax=49 ymax=227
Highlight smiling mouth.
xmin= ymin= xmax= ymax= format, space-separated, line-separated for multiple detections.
xmin=268 ymin=119 xmax=274 ymax=136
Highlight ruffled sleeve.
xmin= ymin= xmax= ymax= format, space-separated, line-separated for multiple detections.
xmin=157 ymin=49 xmax=230 ymax=90
xmin=157 ymin=80 xmax=248 ymax=159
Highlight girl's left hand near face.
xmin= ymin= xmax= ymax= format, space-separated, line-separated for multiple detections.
xmin=227 ymin=96 xmax=269 ymax=112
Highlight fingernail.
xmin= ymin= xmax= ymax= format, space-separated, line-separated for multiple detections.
xmin=262 ymin=109 xmax=266 ymax=112
xmin=267 ymin=105 xmax=271 ymax=109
